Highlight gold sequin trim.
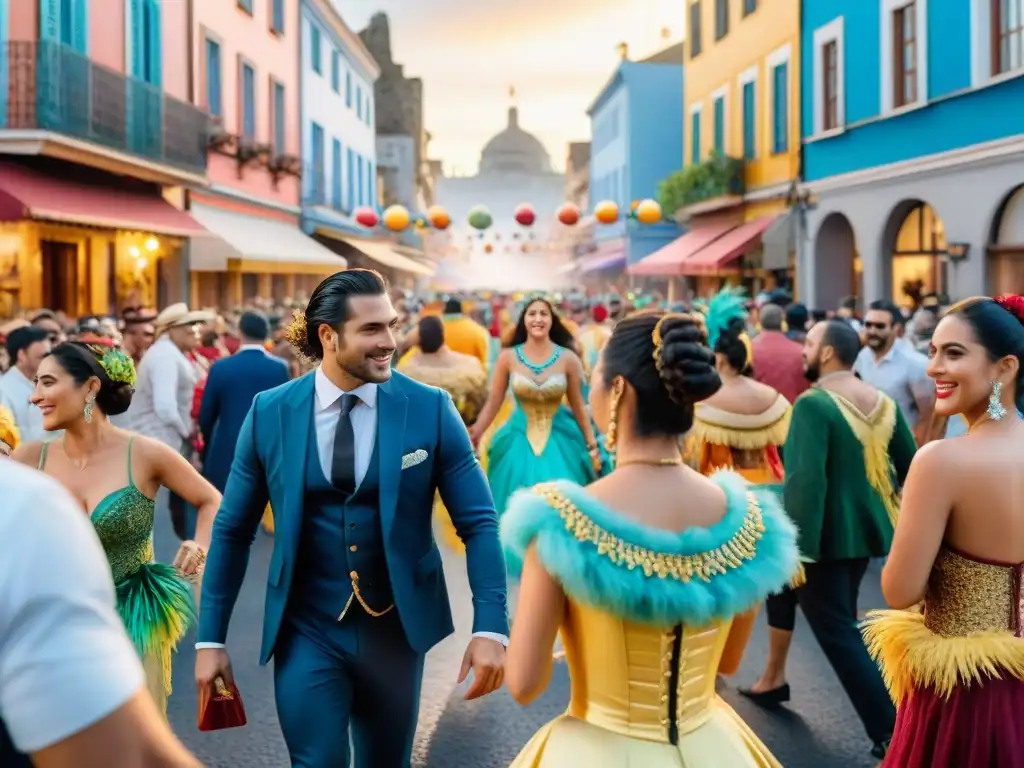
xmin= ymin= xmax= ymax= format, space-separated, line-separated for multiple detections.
xmin=534 ymin=485 xmax=764 ymax=582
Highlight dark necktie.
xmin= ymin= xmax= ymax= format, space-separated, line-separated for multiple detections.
xmin=331 ymin=393 xmax=358 ymax=494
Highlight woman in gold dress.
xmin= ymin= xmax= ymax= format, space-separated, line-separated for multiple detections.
xmin=397 ymin=315 xmax=487 ymax=552
xmin=862 ymin=295 xmax=1024 ymax=767
xmin=501 ymin=311 xmax=799 ymax=767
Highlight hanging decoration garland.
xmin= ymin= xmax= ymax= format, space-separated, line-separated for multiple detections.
xmin=514 ymin=203 xmax=536 ymax=227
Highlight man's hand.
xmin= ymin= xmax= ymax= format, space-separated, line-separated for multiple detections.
xmin=457 ymin=636 xmax=505 ymax=700
xmin=195 ymin=647 xmax=235 ymax=693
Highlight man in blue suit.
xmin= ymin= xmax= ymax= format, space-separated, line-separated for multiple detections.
xmin=198 ymin=310 xmax=290 ymax=494
xmin=195 ymin=270 xmax=509 ymax=767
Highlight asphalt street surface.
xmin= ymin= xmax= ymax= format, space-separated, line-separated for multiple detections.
xmin=159 ymin=511 xmax=884 ymax=767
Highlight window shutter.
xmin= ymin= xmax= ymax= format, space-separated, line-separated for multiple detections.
xmin=40 ymin=0 xmax=61 ymax=41
xmin=146 ymin=0 xmax=161 ymax=86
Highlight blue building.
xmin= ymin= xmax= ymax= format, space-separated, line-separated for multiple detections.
xmin=584 ymin=44 xmax=684 ymax=276
xmin=800 ymin=0 xmax=1024 ymax=310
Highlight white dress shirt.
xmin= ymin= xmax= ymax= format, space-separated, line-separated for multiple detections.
xmin=125 ymin=336 xmax=195 ymax=448
xmin=0 ymin=366 xmax=48 ymax=443
xmin=0 ymin=462 xmax=145 ymax=753
xmin=197 ymin=365 xmax=507 ymax=649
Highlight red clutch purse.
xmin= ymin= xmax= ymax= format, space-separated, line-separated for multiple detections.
xmin=198 ymin=678 xmax=247 ymax=731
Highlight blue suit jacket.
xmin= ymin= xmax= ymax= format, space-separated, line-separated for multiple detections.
xmin=198 ymin=348 xmax=290 ymax=493
xmin=197 ymin=370 xmax=509 ymax=664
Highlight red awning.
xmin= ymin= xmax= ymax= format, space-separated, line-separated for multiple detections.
xmin=679 ymin=215 xmax=779 ymax=276
xmin=627 ymin=221 xmax=734 ymax=276
xmin=0 ymin=162 xmax=206 ymax=237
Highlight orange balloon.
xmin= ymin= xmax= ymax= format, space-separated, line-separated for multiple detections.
xmin=635 ymin=199 xmax=662 ymax=225
xmin=427 ymin=205 xmax=451 ymax=230
xmin=484 ymin=243 xmax=493 ymax=253
xmin=382 ymin=205 xmax=410 ymax=231
xmin=557 ymin=203 xmax=580 ymax=226
xmin=594 ymin=200 xmax=619 ymax=225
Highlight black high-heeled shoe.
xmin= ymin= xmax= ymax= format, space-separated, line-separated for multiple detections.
xmin=738 ymin=683 xmax=791 ymax=707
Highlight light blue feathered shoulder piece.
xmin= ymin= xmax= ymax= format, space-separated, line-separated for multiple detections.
xmin=696 ymin=285 xmax=748 ymax=349
xmin=500 ymin=470 xmax=799 ymax=627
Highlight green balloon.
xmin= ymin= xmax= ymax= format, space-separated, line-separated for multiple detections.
xmin=468 ymin=206 xmax=492 ymax=230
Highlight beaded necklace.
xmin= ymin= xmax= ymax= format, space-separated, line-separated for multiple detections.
xmin=515 ymin=344 xmax=562 ymax=376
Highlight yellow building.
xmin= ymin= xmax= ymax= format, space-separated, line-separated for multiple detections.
xmin=644 ymin=0 xmax=801 ymax=296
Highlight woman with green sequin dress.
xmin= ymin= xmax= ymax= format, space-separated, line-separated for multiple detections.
xmin=12 ymin=341 xmax=221 ymax=716
xmin=469 ymin=297 xmax=602 ymax=544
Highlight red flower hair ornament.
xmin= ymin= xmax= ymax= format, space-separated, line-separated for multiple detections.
xmin=994 ymin=295 xmax=1024 ymax=324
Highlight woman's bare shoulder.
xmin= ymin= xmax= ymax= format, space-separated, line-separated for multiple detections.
xmin=10 ymin=440 xmax=44 ymax=467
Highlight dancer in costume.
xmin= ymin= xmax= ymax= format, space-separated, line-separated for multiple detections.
xmin=11 ymin=341 xmax=220 ymax=715
xmin=0 ymin=404 xmax=18 ymax=456
xmin=501 ymin=311 xmax=799 ymax=767
xmin=863 ymin=295 xmax=1024 ymax=767
xmin=398 ymin=315 xmax=488 ymax=552
xmin=687 ymin=288 xmax=797 ymax=705
xmin=470 ymin=296 xmax=601 ymax=525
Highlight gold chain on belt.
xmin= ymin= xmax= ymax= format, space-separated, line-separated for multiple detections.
xmin=338 ymin=570 xmax=394 ymax=620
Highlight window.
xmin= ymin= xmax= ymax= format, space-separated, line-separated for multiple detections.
xmin=238 ymin=0 xmax=252 ymax=14
xmin=771 ymin=62 xmax=788 ymax=153
xmin=689 ymin=2 xmax=703 ymax=57
xmin=346 ymin=147 xmax=354 ymax=208
xmin=713 ymin=95 xmax=725 ymax=154
xmin=367 ymin=161 xmax=374 ymax=205
xmin=690 ymin=109 xmax=702 ymax=163
xmin=346 ymin=70 xmax=352 ymax=107
xmin=993 ymin=0 xmax=1024 ymax=75
xmin=356 ymin=85 xmax=363 ymax=119
xmin=716 ymin=0 xmax=729 ymax=40
xmin=331 ymin=50 xmax=340 ymax=92
xmin=367 ymin=100 xmax=373 ymax=127
xmin=893 ymin=2 xmax=917 ymax=108
xmin=743 ymin=0 xmax=757 ymax=15
xmin=310 ymin=24 xmax=321 ymax=74
xmin=822 ymin=41 xmax=838 ymax=130
xmin=205 ymin=38 xmax=222 ymax=118
xmin=742 ymin=80 xmax=755 ymax=159
xmin=272 ymin=81 xmax=285 ymax=153
xmin=311 ymin=123 xmax=324 ymax=201
xmin=331 ymin=139 xmax=342 ymax=209
xmin=356 ymin=155 xmax=364 ymax=206
xmin=240 ymin=62 xmax=255 ymax=139
xmin=270 ymin=0 xmax=284 ymax=34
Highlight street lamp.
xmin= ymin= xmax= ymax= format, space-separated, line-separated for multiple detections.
xmin=945 ymin=242 xmax=970 ymax=261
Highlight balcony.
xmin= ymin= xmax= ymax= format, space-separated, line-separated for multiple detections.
xmin=657 ymin=152 xmax=745 ymax=219
xmin=0 ymin=40 xmax=209 ymax=182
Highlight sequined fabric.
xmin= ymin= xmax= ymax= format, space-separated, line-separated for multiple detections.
xmin=511 ymin=373 xmax=567 ymax=456
xmin=92 ymin=485 xmax=157 ymax=582
xmin=925 ymin=547 xmax=1024 ymax=638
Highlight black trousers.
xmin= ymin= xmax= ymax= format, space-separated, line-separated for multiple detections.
xmin=798 ymin=558 xmax=896 ymax=743
xmin=766 ymin=585 xmax=798 ymax=631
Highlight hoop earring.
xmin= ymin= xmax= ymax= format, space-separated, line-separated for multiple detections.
xmin=83 ymin=396 xmax=95 ymax=424
xmin=605 ymin=384 xmax=623 ymax=452
xmin=987 ymin=380 xmax=1007 ymax=422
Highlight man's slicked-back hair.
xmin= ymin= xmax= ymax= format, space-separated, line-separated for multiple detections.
xmin=285 ymin=269 xmax=387 ymax=360
xmin=821 ymin=319 xmax=862 ymax=368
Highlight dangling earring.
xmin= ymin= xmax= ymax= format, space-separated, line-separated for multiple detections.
xmin=83 ymin=396 xmax=95 ymax=424
xmin=605 ymin=383 xmax=623 ymax=452
xmin=987 ymin=380 xmax=1008 ymax=422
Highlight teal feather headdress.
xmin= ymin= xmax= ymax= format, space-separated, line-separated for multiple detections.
xmin=697 ymin=286 xmax=748 ymax=349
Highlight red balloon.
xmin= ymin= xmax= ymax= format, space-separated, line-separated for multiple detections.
xmin=354 ymin=207 xmax=379 ymax=228
xmin=514 ymin=204 xmax=536 ymax=227
xmin=557 ymin=203 xmax=580 ymax=226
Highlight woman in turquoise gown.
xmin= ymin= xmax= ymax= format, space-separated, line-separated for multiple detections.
xmin=470 ymin=296 xmax=603 ymax=529
xmin=12 ymin=341 xmax=221 ymax=715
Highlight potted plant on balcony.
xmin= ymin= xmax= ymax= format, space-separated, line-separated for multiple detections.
xmin=657 ymin=151 xmax=746 ymax=219
xmin=265 ymin=153 xmax=302 ymax=189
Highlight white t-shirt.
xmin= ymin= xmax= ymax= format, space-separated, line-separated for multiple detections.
xmin=0 ymin=462 xmax=144 ymax=753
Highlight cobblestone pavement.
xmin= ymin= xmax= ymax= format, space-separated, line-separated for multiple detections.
xmin=160 ymin=513 xmax=885 ymax=768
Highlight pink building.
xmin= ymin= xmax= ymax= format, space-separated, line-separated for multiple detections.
xmin=188 ymin=0 xmax=342 ymax=308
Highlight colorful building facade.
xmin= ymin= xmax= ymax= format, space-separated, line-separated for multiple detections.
xmin=635 ymin=0 xmax=800 ymax=296
xmin=189 ymin=0 xmax=341 ymax=309
xmin=0 ymin=0 xmax=209 ymax=317
xmin=800 ymin=0 xmax=1024 ymax=309
xmin=583 ymin=44 xmax=684 ymax=284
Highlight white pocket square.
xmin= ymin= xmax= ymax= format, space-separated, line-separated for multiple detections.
xmin=401 ymin=449 xmax=428 ymax=470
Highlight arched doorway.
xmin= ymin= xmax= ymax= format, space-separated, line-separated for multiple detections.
xmin=988 ymin=185 xmax=1024 ymax=295
xmin=881 ymin=200 xmax=947 ymax=308
xmin=813 ymin=212 xmax=861 ymax=311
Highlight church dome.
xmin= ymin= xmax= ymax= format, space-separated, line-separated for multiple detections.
xmin=479 ymin=107 xmax=551 ymax=175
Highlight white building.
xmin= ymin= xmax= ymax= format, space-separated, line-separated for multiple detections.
xmin=300 ymin=0 xmax=380 ymax=240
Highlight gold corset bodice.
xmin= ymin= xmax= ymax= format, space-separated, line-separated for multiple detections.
xmin=561 ymin=600 xmax=730 ymax=743
xmin=511 ymin=373 xmax=567 ymax=455
xmin=924 ymin=546 xmax=1024 ymax=638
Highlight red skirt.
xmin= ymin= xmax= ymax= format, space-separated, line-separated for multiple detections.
xmin=884 ymin=675 xmax=1024 ymax=767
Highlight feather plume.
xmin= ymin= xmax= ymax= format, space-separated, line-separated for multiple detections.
xmin=703 ymin=286 xmax=748 ymax=349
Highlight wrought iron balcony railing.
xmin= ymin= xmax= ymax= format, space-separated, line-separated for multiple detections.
xmin=1 ymin=40 xmax=209 ymax=176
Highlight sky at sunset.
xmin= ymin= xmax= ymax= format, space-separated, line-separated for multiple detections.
xmin=339 ymin=0 xmax=684 ymax=176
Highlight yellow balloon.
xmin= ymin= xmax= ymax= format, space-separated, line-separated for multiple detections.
xmin=635 ymin=199 xmax=662 ymax=225
xmin=594 ymin=200 xmax=619 ymax=225
xmin=383 ymin=205 xmax=410 ymax=231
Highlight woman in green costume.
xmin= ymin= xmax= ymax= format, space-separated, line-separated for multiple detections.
xmin=470 ymin=296 xmax=603 ymax=536
xmin=12 ymin=341 xmax=221 ymax=715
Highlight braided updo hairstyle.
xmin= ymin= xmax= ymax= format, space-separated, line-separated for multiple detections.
xmin=600 ymin=311 xmax=721 ymax=436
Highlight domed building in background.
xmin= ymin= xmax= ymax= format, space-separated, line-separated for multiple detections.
xmin=434 ymin=97 xmax=571 ymax=292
